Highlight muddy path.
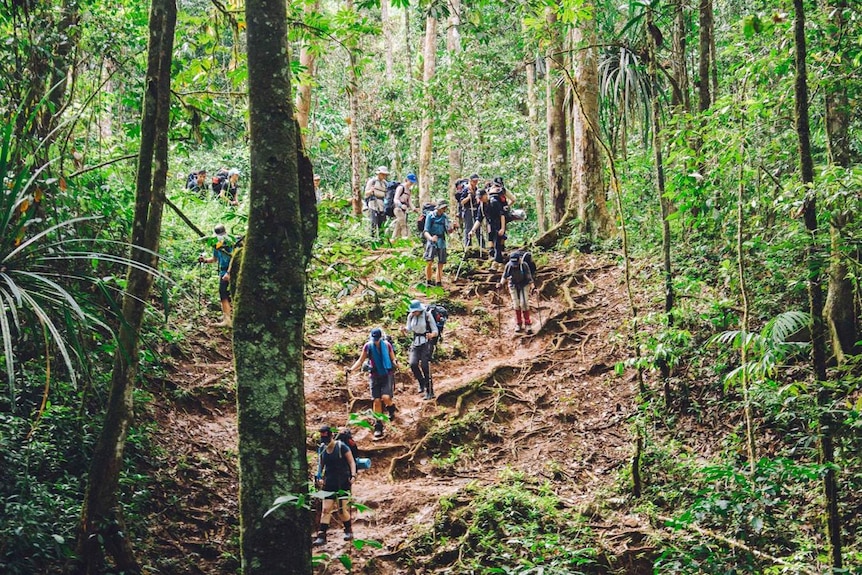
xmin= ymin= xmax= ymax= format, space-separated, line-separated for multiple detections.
xmin=141 ymin=252 xmax=641 ymax=574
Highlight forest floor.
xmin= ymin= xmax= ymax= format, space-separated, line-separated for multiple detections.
xmin=139 ymin=250 xmax=653 ymax=574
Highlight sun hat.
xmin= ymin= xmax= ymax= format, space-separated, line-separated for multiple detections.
xmin=370 ymin=327 xmax=383 ymax=339
xmin=375 ymin=166 xmax=390 ymax=175
xmin=313 ymin=174 xmax=321 ymax=180
xmin=436 ymin=201 xmax=448 ymax=210
xmin=408 ymin=300 xmax=424 ymax=313
xmin=228 ymin=168 xmax=240 ymax=176
xmin=406 ymin=173 xmax=417 ymax=183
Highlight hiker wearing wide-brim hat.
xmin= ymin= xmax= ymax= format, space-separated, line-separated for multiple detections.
xmin=391 ymin=173 xmax=417 ymax=240
xmin=347 ymin=328 xmax=397 ymax=439
xmin=403 ymin=299 xmax=438 ymax=400
xmin=422 ymin=201 xmax=455 ymax=287
xmin=364 ymin=166 xmax=390 ymax=239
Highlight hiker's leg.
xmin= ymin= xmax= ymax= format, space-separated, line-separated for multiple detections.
xmin=421 ymin=344 xmax=434 ymax=399
xmin=463 ymin=210 xmax=474 ymax=246
xmin=409 ymin=345 xmax=427 ymax=391
xmin=218 ymin=278 xmax=232 ymax=326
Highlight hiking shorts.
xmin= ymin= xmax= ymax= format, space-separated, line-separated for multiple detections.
xmin=370 ymin=371 xmax=394 ymax=399
xmin=219 ymin=275 xmax=231 ymax=301
xmin=322 ymin=478 xmax=352 ymax=496
xmin=423 ymin=242 xmax=448 ymax=264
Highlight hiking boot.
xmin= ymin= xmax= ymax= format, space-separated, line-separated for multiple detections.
xmin=386 ymin=404 xmax=396 ymax=420
xmin=423 ymin=390 xmax=435 ymax=401
xmin=312 ymin=533 xmax=327 ymax=546
xmin=343 ymin=531 xmax=354 ymax=541
xmin=514 ymin=324 xmax=523 ymax=333
xmin=373 ymin=428 xmax=384 ymax=439
xmin=418 ymin=383 xmax=426 ymax=394
xmin=525 ymin=326 xmax=533 ymax=335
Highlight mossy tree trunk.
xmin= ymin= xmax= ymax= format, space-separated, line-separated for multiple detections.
xmin=72 ymin=0 xmax=176 ymax=573
xmin=418 ymin=13 xmax=437 ymax=206
xmin=237 ymin=0 xmax=318 ymax=571
xmin=793 ymin=0 xmax=843 ymax=567
xmin=546 ymin=6 xmax=568 ymax=225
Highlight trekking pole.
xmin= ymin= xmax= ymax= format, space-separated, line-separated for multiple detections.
xmin=496 ymin=283 xmax=502 ymax=338
xmin=455 ymin=237 xmax=468 ymax=281
xmin=196 ymin=259 xmax=203 ymax=319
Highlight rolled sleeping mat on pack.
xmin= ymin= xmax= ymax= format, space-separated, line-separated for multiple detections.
xmin=356 ymin=457 xmax=372 ymax=470
xmin=509 ymin=209 xmax=526 ymax=222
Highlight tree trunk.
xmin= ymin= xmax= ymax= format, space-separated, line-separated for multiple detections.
xmin=238 ymin=0 xmax=318 ymax=570
xmin=697 ymin=0 xmax=713 ymax=112
xmin=418 ymin=14 xmax=437 ymax=206
xmin=446 ymin=0 xmax=462 ymax=209
xmin=525 ymin=49 xmax=546 ymax=233
xmin=348 ymin=53 xmax=363 ymax=215
xmin=671 ymin=0 xmax=690 ymax=111
xmin=295 ymin=1 xmax=320 ymax=150
xmin=571 ymin=11 xmax=613 ymax=239
xmin=793 ymin=0 xmax=842 ymax=567
xmin=72 ymin=1 xmax=176 ymax=573
xmin=823 ymin=0 xmax=857 ymax=362
xmin=382 ymin=0 xmax=393 ymax=81
xmin=546 ymin=7 xmax=568 ymax=224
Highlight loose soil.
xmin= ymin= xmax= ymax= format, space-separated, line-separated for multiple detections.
xmin=140 ymin=252 xmax=647 ymax=574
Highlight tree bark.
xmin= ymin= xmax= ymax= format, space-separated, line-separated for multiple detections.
xmin=793 ymin=0 xmax=842 ymax=567
xmin=671 ymin=0 xmax=690 ymax=111
xmin=697 ymin=0 xmax=713 ymax=112
xmin=348 ymin=52 xmax=364 ymax=214
xmin=382 ymin=0 xmax=394 ymax=81
xmin=296 ymin=1 xmax=320 ymax=150
xmin=72 ymin=1 xmax=176 ymax=573
xmin=238 ymin=0 xmax=318 ymax=571
xmin=546 ymin=7 xmax=568 ymax=225
xmin=418 ymin=13 xmax=438 ymax=206
xmin=823 ymin=0 xmax=857 ymax=362
xmin=571 ymin=10 xmax=612 ymax=239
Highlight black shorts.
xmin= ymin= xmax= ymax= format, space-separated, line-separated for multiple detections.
xmin=219 ymin=276 xmax=231 ymax=301
xmin=322 ymin=479 xmax=351 ymax=497
xmin=370 ymin=371 xmax=394 ymax=398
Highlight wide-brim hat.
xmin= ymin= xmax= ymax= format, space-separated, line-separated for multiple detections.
xmin=436 ymin=201 xmax=448 ymax=210
xmin=375 ymin=166 xmax=390 ymax=175
xmin=408 ymin=300 xmax=424 ymax=312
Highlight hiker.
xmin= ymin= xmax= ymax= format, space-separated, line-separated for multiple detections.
xmin=364 ymin=166 xmax=389 ymax=239
xmin=348 ymin=328 xmax=397 ymax=439
xmin=313 ymin=174 xmax=322 ymax=202
xmin=498 ymin=250 xmax=534 ymax=334
xmin=422 ymin=201 xmax=455 ymax=287
xmin=486 ymin=183 xmax=508 ymax=267
xmin=402 ymin=300 xmax=438 ymax=400
xmin=313 ymin=424 xmax=356 ymax=545
xmin=187 ymin=169 xmax=209 ymax=197
xmin=458 ymin=174 xmax=482 ymax=247
xmin=218 ymin=168 xmax=240 ymax=206
xmin=198 ymin=223 xmax=234 ymax=327
xmin=391 ymin=173 xmax=417 ymax=240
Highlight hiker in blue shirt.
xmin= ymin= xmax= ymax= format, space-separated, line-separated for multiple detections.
xmin=348 ymin=328 xmax=397 ymax=439
xmin=198 ymin=223 xmax=233 ymax=327
xmin=422 ymin=201 xmax=455 ymax=287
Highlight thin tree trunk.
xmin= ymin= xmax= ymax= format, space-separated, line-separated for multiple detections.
xmin=295 ymin=1 xmax=320 ymax=150
xmin=546 ymin=7 xmax=567 ymax=224
xmin=348 ymin=53 xmax=363 ymax=214
xmin=239 ymin=0 xmax=318 ymax=569
xmin=647 ymin=7 xmax=674 ymax=406
xmin=793 ymin=0 xmax=843 ymax=567
xmin=382 ymin=0 xmax=393 ymax=81
xmin=446 ymin=0 xmax=462 ymax=209
xmin=671 ymin=0 xmax=690 ymax=111
xmin=697 ymin=0 xmax=713 ymax=112
xmin=823 ymin=0 xmax=857 ymax=362
xmin=418 ymin=14 xmax=437 ymax=206
xmin=571 ymin=10 xmax=612 ymax=239
xmin=525 ymin=49 xmax=545 ymax=233
xmin=72 ymin=1 xmax=176 ymax=573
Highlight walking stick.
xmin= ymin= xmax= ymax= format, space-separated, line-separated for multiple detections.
xmin=455 ymin=237 xmax=468 ymax=281
xmin=496 ymin=282 xmax=502 ymax=338
xmin=197 ymin=259 xmax=204 ymax=319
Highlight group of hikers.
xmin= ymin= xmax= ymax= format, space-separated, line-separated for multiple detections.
xmin=186 ymin=167 xmax=242 ymax=206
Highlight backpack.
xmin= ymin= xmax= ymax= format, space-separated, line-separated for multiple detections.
xmin=212 ymin=168 xmax=229 ymax=193
xmin=335 ymin=429 xmax=360 ymax=460
xmin=383 ymin=181 xmax=401 ymax=218
xmin=506 ymin=251 xmax=535 ymax=286
xmin=424 ymin=304 xmax=449 ymax=342
xmin=186 ymin=172 xmax=199 ymax=189
xmin=416 ymin=202 xmax=437 ymax=234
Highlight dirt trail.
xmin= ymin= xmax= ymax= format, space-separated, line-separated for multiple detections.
xmin=143 ymin=252 xmax=638 ymax=574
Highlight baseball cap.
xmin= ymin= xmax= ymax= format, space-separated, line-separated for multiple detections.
xmin=406 ymin=173 xmax=417 ymax=183
xmin=469 ymin=173 xmax=480 ymax=180
xmin=370 ymin=328 xmax=383 ymax=339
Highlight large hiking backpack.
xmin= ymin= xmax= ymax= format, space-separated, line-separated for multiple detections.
xmin=383 ymin=181 xmax=401 ymax=218
xmin=507 ymin=250 xmax=537 ymax=285
xmin=334 ymin=429 xmax=371 ymax=470
xmin=425 ymin=304 xmax=449 ymax=341
xmin=186 ymin=171 xmax=199 ymax=189
xmin=212 ymin=168 xmax=229 ymax=194
xmin=416 ymin=202 xmax=437 ymax=235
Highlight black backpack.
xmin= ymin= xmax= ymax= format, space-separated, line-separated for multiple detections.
xmin=383 ymin=181 xmax=400 ymax=218
xmin=335 ymin=429 xmax=360 ymax=460
xmin=212 ymin=168 xmax=229 ymax=193
xmin=506 ymin=251 xmax=536 ymax=286
xmin=186 ymin=172 xmax=198 ymax=189
xmin=424 ymin=304 xmax=449 ymax=341
xmin=416 ymin=202 xmax=437 ymax=234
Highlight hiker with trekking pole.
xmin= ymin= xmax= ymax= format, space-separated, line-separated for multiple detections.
xmin=403 ymin=300 xmax=439 ymax=400
xmin=498 ymin=250 xmax=536 ymax=334
xmin=347 ymin=328 xmax=397 ymax=439
xmin=197 ymin=223 xmax=234 ymax=327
